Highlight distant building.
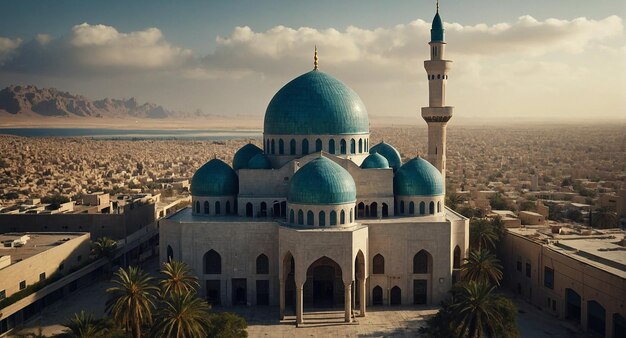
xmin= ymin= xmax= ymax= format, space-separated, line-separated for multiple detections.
xmin=501 ymin=224 xmax=626 ymax=337
xmin=519 ymin=210 xmax=545 ymax=225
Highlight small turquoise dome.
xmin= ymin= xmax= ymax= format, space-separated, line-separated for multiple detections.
xmin=191 ymin=159 xmax=239 ymax=196
xmin=288 ymin=156 xmax=356 ymax=205
xmin=248 ymin=153 xmax=272 ymax=169
xmin=233 ymin=144 xmax=263 ymax=170
xmin=431 ymin=11 xmax=444 ymax=42
xmin=394 ymin=157 xmax=443 ymax=196
xmin=370 ymin=142 xmax=402 ymax=172
xmin=264 ymin=70 xmax=369 ymax=135
xmin=361 ymin=152 xmax=390 ymax=169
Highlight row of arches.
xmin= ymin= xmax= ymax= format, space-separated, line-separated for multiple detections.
xmin=265 ymin=137 xmax=369 ymax=156
xmin=356 ymin=202 xmax=390 ymax=219
xmin=371 ymin=250 xmax=435 ymax=275
xmin=427 ymin=74 xmax=448 ymax=80
xmin=202 ymin=249 xmax=270 ymax=275
xmin=396 ymin=200 xmax=441 ymax=216
xmin=243 ymin=201 xmax=287 ymax=218
xmin=289 ymin=208 xmax=354 ymax=226
xmin=194 ymin=200 xmax=233 ymax=215
xmin=564 ymin=288 xmax=625 ymax=337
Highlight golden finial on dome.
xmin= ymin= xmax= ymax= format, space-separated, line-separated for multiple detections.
xmin=314 ymin=45 xmax=319 ymax=70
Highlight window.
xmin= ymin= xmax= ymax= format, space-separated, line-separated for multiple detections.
xmin=204 ymin=201 xmax=210 ymax=214
xmin=271 ymin=139 xmax=275 ymax=154
xmin=256 ymin=254 xmax=269 ymax=274
xmin=453 ymin=246 xmax=461 ymax=269
xmin=526 ymin=262 xmax=531 ymax=278
xmin=298 ymin=210 xmax=304 ymax=224
xmin=420 ymin=202 xmax=425 ymax=215
xmin=329 ymin=139 xmax=336 ymax=154
xmin=516 ymin=260 xmax=522 ymax=272
xmin=290 ymin=139 xmax=296 ymax=155
xmin=278 ymin=139 xmax=284 ymax=154
xmin=195 ymin=201 xmax=200 ymax=213
xmin=340 ymin=139 xmax=347 ymax=154
xmin=204 ymin=250 xmax=222 ymax=274
xmin=0 ymin=290 xmax=5 ymax=300
xmin=316 ymin=139 xmax=322 ymax=152
xmin=413 ymin=250 xmax=430 ymax=274
xmin=330 ymin=210 xmax=337 ymax=225
xmin=400 ymin=200 xmax=405 ymax=214
xmin=350 ymin=139 xmax=356 ymax=154
xmin=429 ymin=201 xmax=435 ymax=214
xmin=215 ymin=201 xmax=221 ymax=215
xmin=319 ymin=211 xmax=325 ymax=226
xmin=302 ymin=139 xmax=309 ymax=155
xmin=409 ymin=201 xmax=415 ymax=214
xmin=289 ymin=209 xmax=294 ymax=223
xmin=544 ymin=267 xmax=554 ymax=289
xmin=39 ymin=272 xmax=46 ymax=281
xmin=307 ymin=210 xmax=314 ymax=226
xmin=373 ymin=254 xmax=385 ymax=274
xmin=358 ymin=139 xmax=363 ymax=153
xmin=19 ymin=280 xmax=26 ymax=290
xmin=340 ymin=210 xmax=345 ymax=224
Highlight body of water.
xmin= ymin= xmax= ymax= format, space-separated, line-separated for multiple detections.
xmin=0 ymin=128 xmax=262 ymax=140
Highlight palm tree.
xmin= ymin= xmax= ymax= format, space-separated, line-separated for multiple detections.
xmin=105 ymin=266 xmax=159 ymax=338
xmin=160 ymin=260 xmax=200 ymax=297
xmin=461 ymin=249 xmax=503 ymax=286
xmin=592 ymin=208 xmax=618 ymax=228
xmin=446 ymin=192 xmax=466 ymax=211
xmin=62 ymin=311 xmax=104 ymax=337
xmin=151 ymin=291 xmax=212 ymax=338
xmin=91 ymin=237 xmax=118 ymax=260
xmin=469 ymin=219 xmax=498 ymax=251
xmin=449 ymin=281 xmax=505 ymax=338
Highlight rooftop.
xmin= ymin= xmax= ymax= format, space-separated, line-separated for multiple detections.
xmin=0 ymin=232 xmax=86 ymax=266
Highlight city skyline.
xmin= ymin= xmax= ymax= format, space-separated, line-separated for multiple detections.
xmin=0 ymin=0 xmax=624 ymax=124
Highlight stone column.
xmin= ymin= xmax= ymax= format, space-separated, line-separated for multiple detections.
xmin=279 ymin=281 xmax=285 ymax=320
xmin=344 ymin=282 xmax=352 ymax=322
xmin=296 ymin=284 xmax=304 ymax=326
xmin=358 ymin=278 xmax=366 ymax=317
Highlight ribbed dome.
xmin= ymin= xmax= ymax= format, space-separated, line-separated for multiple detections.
xmin=288 ymin=156 xmax=356 ymax=205
xmin=431 ymin=11 xmax=444 ymax=42
xmin=361 ymin=152 xmax=390 ymax=169
xmin=264 ymin=70 xmax=369 ymax=135
xmin=247 ymin=153 xmax=272 ymax=169
xmin=393 ymin=157 xmax=443 ymax=196
xmin=370 ymin=142 xmax=402 ymax=172
xmin=191 ymin=159 xmax=239 ymax=196
xmin=232 ymin=144 xmax=263 ymax=170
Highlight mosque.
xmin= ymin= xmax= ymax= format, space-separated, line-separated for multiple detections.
xmin=160 ymin=5 xmax=468 ymax=325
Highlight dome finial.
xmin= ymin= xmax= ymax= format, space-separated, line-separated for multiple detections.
xmin=314 ymin=45 xmax=319 ymax=70
xmin=436 ymin=0 xmax=439 ymax=13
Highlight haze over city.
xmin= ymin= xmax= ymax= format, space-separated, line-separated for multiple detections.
xmin=0 ymin=0 xmax=624 ymax=125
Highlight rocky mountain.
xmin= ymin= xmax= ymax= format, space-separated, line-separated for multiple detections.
xmin=0 ymin=85 xmax=194 ymax=119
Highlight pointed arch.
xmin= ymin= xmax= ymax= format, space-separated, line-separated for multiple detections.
xmin=429 ymin=201 xmax=435 ymax=214
xmin=350 ymin=138 xmax=356 ymax=154
xmin=419 ymin=201 xmax=425 ymax=215
xmin=307 ymin=210 xmax=314 ymax=226
xmin=358 ymin=139 xmax=363 ymax=153
xmin=225 ymin=200 xmax=231 ymax=214
xmin=319 ymin=210 xmax=326 ymax=226
xmin=215 ymin=201 xmax=221 ymax=215
xmin=413 ymin=250 xmax=432 ymax=274
xmin=390 ymin=286 xmax=401 ymax=305
xmin=373 ymin=254 xmax=384 ymax=274
xmin=246 ymin=202 xmax=253 ymax=217
xmin=204 ymin=201 xmax=210 ymax=214
xmin=302 ymin=139 xmax=309 ymax=155
xmin=340 ymin=139 xmax=347 ymax=154
xmin=315 ymin=138 xmax=322 ymax=152
xmin=329 ymin=139 xmax=336 ymax=154
xmin=382 ymin=203 xmax=389 ymax=217
xmin=256 ymin=254 xmax=269 ymax=274
xmin=166 ymin=245 xmax=174 ymax=261
xmin=195 ymin=201 xmax=200 ymax=214
xmin=340 ymin=209 xmax=346 ymax=224
xmin=373 ymin=286 xmax=383 ymax=305
xmin=289 ymin=209 xmax=295 ymax=223
xmin=409 ymin=201 xmax=415 ymax=214
xmin=278 ymin=139 xmax=284 ymax=154
xmin=204 ymin=249 xmax=221 ymax=274
xmin=453 ymin=245 xmax=461 ymax=269
xmin=437 ymin=201 xmax=441 ymax=213
xmin=330 ymin=210 xmax=337 ymax=225
xmin=290 ymin=139 xmax=296 ymax=155
xmin=298 ymin=209 xmax=304 ymax=224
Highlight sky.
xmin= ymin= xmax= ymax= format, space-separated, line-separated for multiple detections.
xmin=0 ymin=0 xmax=624 ymax=124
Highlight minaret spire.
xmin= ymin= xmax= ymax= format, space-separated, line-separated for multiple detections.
xmin=436 ymin=0 xmax=439 ymax=13
xmin=314 ymin=45 xmax=319 ymax=70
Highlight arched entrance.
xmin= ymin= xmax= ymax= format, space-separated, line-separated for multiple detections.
xmin=246 ymin=203 xmax=253 ymax=217
xmin=565 ymin=288 xmax=581 ymax=324
xmin=372 ymin=286 xmax=383 ymax=305
xmin=390 ymin=286 xmax=401 ymax=305
xmin=283 ymin=252 xmax=296 ymax=313
xmin=304 ymin=257 xmax=344 ymax=308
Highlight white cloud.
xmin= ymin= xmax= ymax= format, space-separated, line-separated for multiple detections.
xmin=0 ymin=37 xmax=22 ymax=64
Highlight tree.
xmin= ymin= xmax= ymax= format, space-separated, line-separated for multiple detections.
xmin=60 ymin=311 xmax=105 ymax=338
xmin=419 ymin=298 xmax=459 ymax=337
xmin=519 ymin=201 xmax=536 ymax=212
xmin=151 ymin=291 xmax=212 ymax=338
xmin=461 ymin=249 xmax=503 ymax=286
xmin=159 ymin=260 xmax=200 ymax=297
xmin=489 ymin=193 xmax=512 ymax=211
xmin=469 ymin=219 xmax=498 ymax=251
xmin=446 ymin=192 xmax=466 ymax=211
xmin=564 ymin=209 xmax=583 ymax=223
xmin=41 ymin=193 xmax=70 ymax=204
xmin=105 ymin=267 xmax=159 ymax=338
xmin=206 ymin=312 xmax=248 ymax=338
xmin=592 ymin=208 xmax=618 ymax=228
xmin=449 ymin=281 xmax=519 ymax=338
xmin=91 ymin=237 xmax=118 ymax=260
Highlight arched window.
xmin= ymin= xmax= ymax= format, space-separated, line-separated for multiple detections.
xmin=260 ymin=202 xmax=267 ymax=217
xmin=195 ymin=201 xmax=200 ymax=214
xmin=330 ymin=210 xmax=337 ymax=225
xmin=215 ymin=201 xmax=221 ymax=215
xmin=382 ymin=203 xmax=389 ymax=217
xmin=429 ymin=201 xmax=435 ymax=215
xmin=225 ymin=201 xmax=231 ymax=214
xmin=307 ymin=210 xmax=314 ymax=226
xmin=298 ymin=210 xmax=304 ymax=225
xmin=453 ymin=246 xmax=461 ymax=269
xmin=271 ymin=139 xmax=275 ymax=154
xmin=373 ymin=286 xmax=383 ymax=305
xmin=437 ymin=201 xmax=441 ymax=213
xmin=329 ymin=139 xmax=336 ymax=154
xmin=373 ymin=254 xmax=385 ymax=274
xmin=340 ymin=210 xmax=345 ymax=224
xmin=340 ymin=139 xmax=347 ymax=154
xmin=350 ymin=139 xmax=356 ymax=154
xmin=409 ymin=201 xmax=415 ymax=214
xmin=400 ymin=200 xmax=405 ymax=214
xmin=390 ymin=286 xmax=401 ymax=305
xmin=204 ymin=201 xmax=210 ymax=214
xmin=289 ymin=209 xmax=294 ymax=223
xmin=278 ymin=139 xmax=284 ymax=154
xmin=358 ymin=139 xmax=363 ymax=153
xmin=290 ymin=139 xmax=296 ymax=155
xmin=204 ymin=249 xmax=221 ymax=274
xmin=419 ymin=201 xmax=425 ymax=215
xmin=246 ymin=203 xmax=253 ymax=217
xmin=413 ymin=250 xmax=431 ymax=274
xmin=316 ymin=139 xmax=322 ymax=152
xmin=437 ymin=74 xmax=441 ymax=79
xmin=167 ymin=245 xmax=174 ymax=261
xmin=319 ymin=211 xmax=325 ymax=226
xmin=256 ymin=254 xmax=269 ymax=274
xmin=266 ymin=139 xmax=270 ymax=152
xmin=302 ymin=139 xmax=309 ymax=155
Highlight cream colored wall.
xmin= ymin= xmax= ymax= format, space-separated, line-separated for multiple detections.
xmin=0 ymin=233 xmax=91 ymax=298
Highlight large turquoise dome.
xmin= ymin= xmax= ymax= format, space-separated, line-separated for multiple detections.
xmin=264 ymin=70 xmax=369 ymax=135
xmin=361 ymin=152 xmax=390 ymax=169
xmin=247 ymin=153 xmax=272 ymax=169
xmin=370 ymin=142 xmax=402 ymax=172
xmin=394 ymin=157 xmax=443 ymax=196
xmin=288 ymin=156 xmax=356 ymax=205
xmin=233 ymin=144 xmax=263 ymax=170
xmin=191 ymin=159 xmax=239 ymax=196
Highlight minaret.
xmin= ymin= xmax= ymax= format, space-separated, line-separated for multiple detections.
xmin=422 ymin=1 xmax=453 ymax=189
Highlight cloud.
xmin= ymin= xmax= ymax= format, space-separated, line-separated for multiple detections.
xmin=0 ymin=37 xmax=22 ymax=64
xmin=0 ymin=23 xmax=192 ymax=76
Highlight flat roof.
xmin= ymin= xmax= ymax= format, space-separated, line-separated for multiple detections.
xmin=0 ymin=232 xmax=86 ymax=265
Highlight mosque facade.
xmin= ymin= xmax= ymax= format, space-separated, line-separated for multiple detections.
xmin=160 ymin=6 xmax=468 ymax=325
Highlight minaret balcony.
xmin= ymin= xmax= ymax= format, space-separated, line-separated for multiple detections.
xmin=421 ymin=106 xmax=453 ymax=122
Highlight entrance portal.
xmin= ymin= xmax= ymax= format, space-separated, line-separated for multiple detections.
xmin=232 ymin=278 xmax=247 ymax=305
xmin=413 ymin=279 xmax=427 ymax=305
xmin=304 ymin=257 xmax=344 ymax=308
